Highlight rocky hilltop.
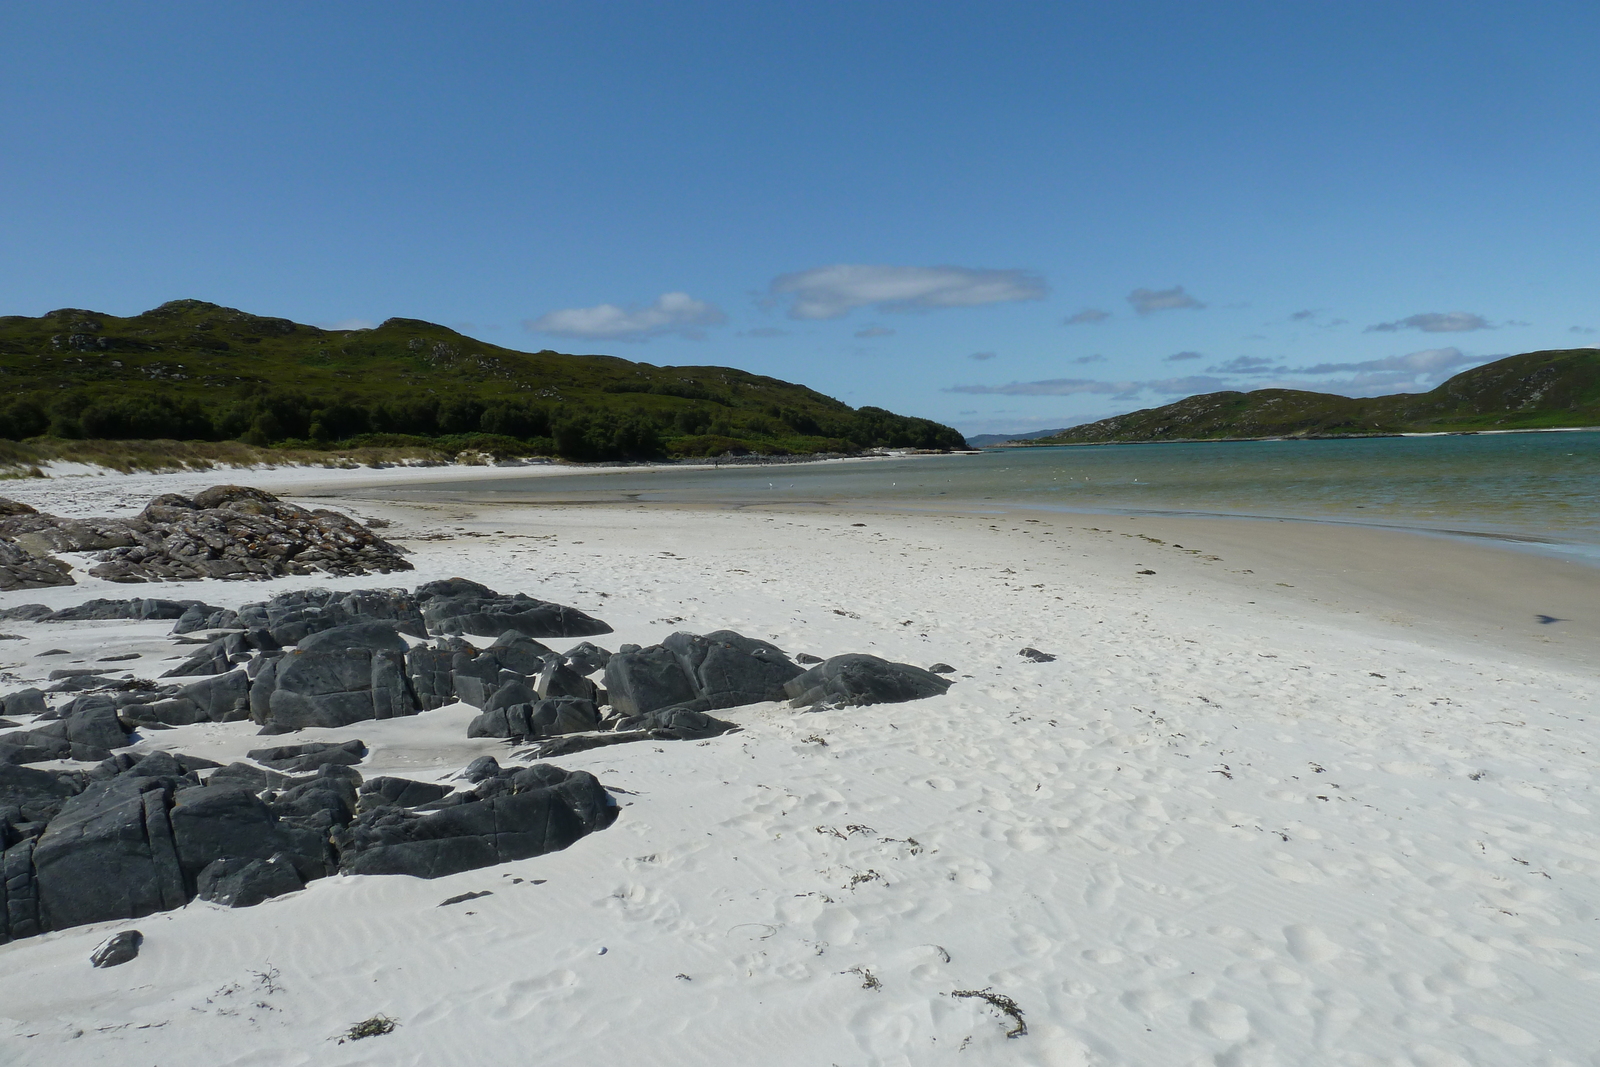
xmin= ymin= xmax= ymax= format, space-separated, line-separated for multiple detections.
xmin=1032 ymin=348 xmax=1600 ymax=444
xmin=0 ymin=299 xmax=965 ymax=460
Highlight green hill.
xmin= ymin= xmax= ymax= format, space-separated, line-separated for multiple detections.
xmin=0 ymin=299 xmax=965 ymax=460
xmin=1031 ymin=348 xmax=1600 ymax=445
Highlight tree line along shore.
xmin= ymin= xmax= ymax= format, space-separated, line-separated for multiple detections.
xmin=0 ymin=300 xmax=966 ymax=466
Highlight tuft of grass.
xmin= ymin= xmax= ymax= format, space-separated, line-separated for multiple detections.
xmin=339 ymin=1014 xmax=397 ymax=1042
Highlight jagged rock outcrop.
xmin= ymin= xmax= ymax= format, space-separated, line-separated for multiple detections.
xmin=0 ymin=487 xmax=412 ymax=586
xmin=0 ymin=536 xmax=73 ymax=591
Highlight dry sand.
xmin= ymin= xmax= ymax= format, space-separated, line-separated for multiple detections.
xmin=0 ymin=468 xmax=1595 ymax=1065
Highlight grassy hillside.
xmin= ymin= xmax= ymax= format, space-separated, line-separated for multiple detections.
xmin=1031 ymin=348 xmax=1600 ymax=445
xmin=0 ymin=300 xmax=965 ymax=460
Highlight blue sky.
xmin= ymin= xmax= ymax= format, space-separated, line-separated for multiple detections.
xmin=4 ymin=2 xmax=1597 ymax=436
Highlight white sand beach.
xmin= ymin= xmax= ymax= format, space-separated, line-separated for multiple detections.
xmin=0 ymin=467 xmax=1596 ymax=1066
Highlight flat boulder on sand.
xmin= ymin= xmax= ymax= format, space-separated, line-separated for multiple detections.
xmin=782 ymin=653 xmax=953 ymax=708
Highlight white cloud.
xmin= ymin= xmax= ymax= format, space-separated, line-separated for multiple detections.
xmin=770 ymin=264 xmax=1047 ymax=320
xmin=1064 ymin=308 xmax=1110 ymax=325
xmin=854 ymin=325 xmax=895 ymax=338
xmin=1207 ymin=355 xmax=1285 ymax=375
xmin=1365 ymin=311 xmax=1493 ymax=333
xmin=1127 ymin=285 xmax=1204 ymax=315
xmin=526 ymin=292 xmax=727 ymax=341
xmin=319 ymin=318 xmax=376 ymax=331
xmin=739 ymin=326 xmax=790 ymax=338
xmin=946 ymin=375 xmax=1227 ymax=398
xmin=1289 ymin=347 xmax=1482 ymax=375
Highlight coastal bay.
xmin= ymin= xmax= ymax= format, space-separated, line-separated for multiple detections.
xmin=0 ymin=461 xmax=1594 ymax=1063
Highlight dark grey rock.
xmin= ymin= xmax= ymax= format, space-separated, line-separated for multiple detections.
xmin=244 ymin=587 xmax=425 ymax=647
xmin=247 ymin=739 xmax=366 ymax=774
xmin=0 ymin=701 xmax=129 ymax=764
xmin=415 ymin=578 xmax=496 ymax=601
xmin=183 ymin=670 xmax=252 ymax=723
xmin=460 ymin=756 xmax=501 ymax=783
xmin=3 ymin=838 xmax=43 ymax=939
xmin=90 ymin=929 xmax=143 ymax=967
xmin=298 ymin=622 xmax=408 ymax=654
xmin=562 ymin=641 xmax=612 ymax=677
xmin=404 ymin=644 xmax=457 ymax=711
xmin=795 ymin=652 xmax=824 ymax=665
xmin=251 ymin=647 xmax=417 ymax=729
xmin=206 ymin=762 xmax=292 ymax=792
xmin=168 ymin=785 xmax=285 ymax=886
xmin=1 ymin=688 xmax=47 ymax=717
xmin=32 ymin=776 xmax=187 ymax=930
xmin=358 ymin=776 xmax=452 ymax=812
xmin=45 ymin=598 xmax=207 ymax=623
xmin=467 ymin=697 xmax=599 ymax=740
xmin=334 ymin=765 xmax=615 ymax=879
xmin=1018 ymin=647 xmax=1056 ymax=663
xmin=782 ymin=654 xmax=954 ymax=709
xmin=602 ymin=646 xmax=698 ymax=717
xmin=422 ymin=593 xmax=612 ymax=640
xmin=604 ymin=630 xmax=802 ymax=717
xmin=196 ymin=852 xmax=303 ymax=907
xmin=0 ymin=538 xmax=74 ymax=592
xmin=486 ymin=631 xmax=554 ymax=675
xmin=0 ymin=604 xmax=54 ymax=622
xmin=535 ymin=658 xmax=597 ymax=702
xmin=173 ymin=604 xmax=237 ymax=635
xmin=928 ymin=663 xmax=956 ymax=674
xmin=613 ymin=706 xmax=739 ymax=740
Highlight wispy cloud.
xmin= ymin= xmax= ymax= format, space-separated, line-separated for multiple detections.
xmin=1127 ymin=285 xmax=1204 ymax=315
xmin=1207 ymin=355 xmax=1285 ymax=375
xmin=739 ymin=326 xmax=790 ymax=338
xmin=526 ymin=292 xmax=727 ymax=341
xmin=1072 ymin=354 xmax=1105 ymax=364
xmin=1064 ymin=308 xmax=1110 ymax=325
xmin=1289 ymin=309 xmax=1316 ymax=321
xmin=854 ymin=325 xmax=895 ymax=338
xmin=1365 ymin=311 xmax=1493 ymax=334
xmin=319 ymin=318 xmax=376 ymax=331
xmin=770 ymin=264 xmax=1047 ymax=320
xmin=946 ymin=375 xmax=1226 ymax=398
xmin=968 ymin=351 xmax=998 ymax=361
xmin=1288 ymin=347 xmax=1481 ymax=376
xmin=1570 ymin=325 xmax=1596 ymax=335
xmin=1164 ymin=350 xmax=1203 ymax=362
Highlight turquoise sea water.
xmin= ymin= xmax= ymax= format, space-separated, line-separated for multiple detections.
xmin=399 ymin=431 xmax=1600 ymax=563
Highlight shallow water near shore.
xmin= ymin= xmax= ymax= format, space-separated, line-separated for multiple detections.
xmin=394 ymin=430 xmax=1600 ymax=563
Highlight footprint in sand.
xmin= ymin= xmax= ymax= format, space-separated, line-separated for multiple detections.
xmin=1189 ymin=997 xmax=1251 ymax=1041
xmin=814 ymin=907 xmax=860 ymax=946
xmin=1284 ymin=924 xmax=1342 ymax=964
xmin=1085 ymin=863 xmax=1121 ymax=909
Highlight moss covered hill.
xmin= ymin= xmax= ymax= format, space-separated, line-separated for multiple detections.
xmin=0 ymin=299 xmax=965 ymax=460
xmin=1032 ymin=348 xmax=1600 ymax=445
